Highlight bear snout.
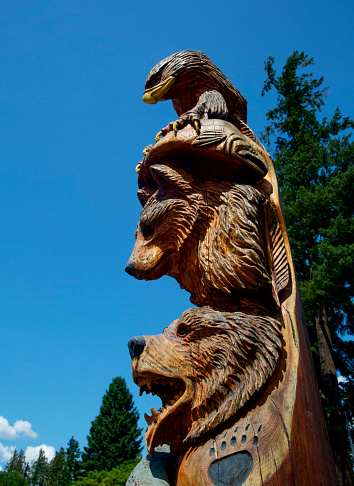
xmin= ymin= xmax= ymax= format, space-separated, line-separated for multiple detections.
xmin=128 ymin=336 xmax=146 ymax=359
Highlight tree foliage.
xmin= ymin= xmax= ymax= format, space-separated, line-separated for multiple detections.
xmin=66 ymin=437 xmax=82 ymax=482
xmin=1 ymin=378 xmax=142 ymax=484
xmin=75 ymin=459 xmax=139 ymax=486
xmin=81 ymin=377 xmax=142 ymax=473
xmin=47 ymin=448 xmax=71 ymax=486
xmin=0 ymin=472 xmax=29 ymax=486
xmin=261 ymin=50 xmax=354 ymax=484
xmin=4 ymin=450 xmax=29 ymax=480
xmin=29 ymin=449 xmax=49 ymax=486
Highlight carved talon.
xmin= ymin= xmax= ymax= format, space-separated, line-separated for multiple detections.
xmin=143 ymin=144 xmax=154 ymax=155
xmin=173 ymin=121 xmax=180 ymax=133
xmin=155 ymin=131 xmax=163 ymax=142
xmin=156 ymin=117 xmax=200 ymax=142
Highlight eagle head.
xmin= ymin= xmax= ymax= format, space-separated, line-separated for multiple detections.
xmin=142 ymin=50 xmax=207 ymax=105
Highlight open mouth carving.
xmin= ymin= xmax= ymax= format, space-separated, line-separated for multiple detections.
xmin=137 ymin=375 xmax=186 ymax=427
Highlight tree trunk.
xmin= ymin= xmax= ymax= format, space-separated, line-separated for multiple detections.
xmin=315 ymin=304 xmax=354 ymax=486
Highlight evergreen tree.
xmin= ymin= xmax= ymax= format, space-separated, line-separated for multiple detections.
xmin=261 ymin=51 xmax=354 ymax=485
xmin=4 ymin=450 xmax=29 ymax=479
xmin=47 ymin=448 xmax=70 ymax=486
xmin=66 ymin=437 xmax=81 ymax=482
xmin=81 ymin=377 xmax=142 ymax=472
xmin=29 ymin=449 xmax=49 ymax=486
xmin=0 ymin=472 xmax=29 ymax=486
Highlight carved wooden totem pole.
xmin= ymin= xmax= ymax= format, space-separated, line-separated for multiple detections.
xmin=125 ymin=51 xmax=338 ymax=485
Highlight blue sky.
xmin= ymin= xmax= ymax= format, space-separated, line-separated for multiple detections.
xmin=1 ymin=0 xmax=353 ymax=468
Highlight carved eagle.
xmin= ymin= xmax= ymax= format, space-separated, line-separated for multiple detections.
xmin=143 ymin=50 xmax=258 ymax=142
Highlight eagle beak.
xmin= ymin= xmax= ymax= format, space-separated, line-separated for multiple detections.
xmin=142 ymin=76 xmax=175 ymax=104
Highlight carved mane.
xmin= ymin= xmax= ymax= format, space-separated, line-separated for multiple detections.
xmin=199 ymin=182 xmax=271 ymax=293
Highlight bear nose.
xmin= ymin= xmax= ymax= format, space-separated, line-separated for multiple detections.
xmin=125 ymin=261 xmax=137 ymax=277
xmin=128 ymin=336 xmax=146 ymax=359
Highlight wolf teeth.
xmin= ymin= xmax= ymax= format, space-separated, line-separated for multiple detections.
xmin=144 ymin=412 xmax=154 ymax=426
xmin=151 ymin=408 xmax=159 ymax=422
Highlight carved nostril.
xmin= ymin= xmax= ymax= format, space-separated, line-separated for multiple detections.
xmin=125 ymin=261 xmax=136 ymax=277
xmin=128 ymin=336 xmax=146 ymax=359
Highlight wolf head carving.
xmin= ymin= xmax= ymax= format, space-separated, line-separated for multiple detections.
xmin=126 ymin=163 xmax=274 ymax=312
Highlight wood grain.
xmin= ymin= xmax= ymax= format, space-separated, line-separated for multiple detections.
xmin=126 ymin=72 xmax=338 ymax=484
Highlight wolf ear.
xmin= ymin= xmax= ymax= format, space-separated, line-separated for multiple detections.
xmin=137 ymin=188 xmax=155 ymax=207
xmin=150 ymin=164 xmax=194 ymax=192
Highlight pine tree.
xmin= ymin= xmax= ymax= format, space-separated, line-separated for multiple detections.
xmin=4 ymin=449 xmax=29 ymax=479
xmin=66 ymin=436 xmax=81 ymax=482
xmin=81 ymin=377 xmax=142 ymax=472
xmin=29 ymin=449 xmax=49 ymax=486
xmin=47 ymin=448 xmax=70 ymax=486
xmin=261 ymin=50 xmax=354 ymax=485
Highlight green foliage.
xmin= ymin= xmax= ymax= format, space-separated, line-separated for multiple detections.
xmin=4 ymin=450 xmax=29 ymax=480
xmin=47 ymin=448 xmax=71 ymax=486
xmin=261 ymin=51 xmax=354 ymax=385
xmin=261 ymin=51 xmax=354 ymax=480
xmin=75 ymin=459 xmax=139 ymax=485
xmin=2 ymin=378 xmax=141 ymax=484
xmin=0 ymin=472 xmax=29 ymax=486
xmin=29 ymin=449 xmax=48 ymax=486
xmin=66 ymin=437 xmax=82 ymax=482
xmin=81 ymin=377 xmax=142 ymax=473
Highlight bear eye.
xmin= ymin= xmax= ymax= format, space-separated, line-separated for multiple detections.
xmin=177 ymin=324 xmax=189 ymax=337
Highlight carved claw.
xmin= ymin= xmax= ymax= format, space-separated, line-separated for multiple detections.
xmin=155 ymin=131 xmax=163 ymax=142
xmin=143 ymin=144 xmax=154 ymax=155
xmin=173 ymin=120 xmax=180 ymax=133
xmin=157 ymin=116 xmax=201 ymax=142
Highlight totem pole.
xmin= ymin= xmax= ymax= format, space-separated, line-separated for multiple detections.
xmin=125 ymin=51 xmax=338 ymax=485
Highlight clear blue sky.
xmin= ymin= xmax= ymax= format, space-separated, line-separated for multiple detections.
xmin=1 ymin=0 xmax=353 ymax=467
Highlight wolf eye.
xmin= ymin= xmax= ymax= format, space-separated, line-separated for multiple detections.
xmin=177 ymin=324 xmax=189 ymax=337
xmin=140 ymin=222 xmax=153 ymax=237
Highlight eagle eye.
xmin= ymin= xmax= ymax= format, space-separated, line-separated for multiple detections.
xmin=177 ymin=324 xmax=190 ymax=338
xmin=145 ymin=72 xmax=162 ymax=90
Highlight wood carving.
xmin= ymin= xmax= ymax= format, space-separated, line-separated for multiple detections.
xmin=126 ymin=121 xmax=287 ymax=315
xmin=126 ymin=52 xmax=339 ymax=485
xmin=128 ymin=307 xmax=282 ymax=455
xmin=142 ymin=50 xmax=257 ymax=143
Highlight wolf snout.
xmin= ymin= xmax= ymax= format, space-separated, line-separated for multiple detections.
xmin=125 ymin=260 xmax=137 ymax=277
xmin=128 ymin=336 xmax=146 ymax=359
xmin=125 ymin=260 xmax=147 ymax=280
